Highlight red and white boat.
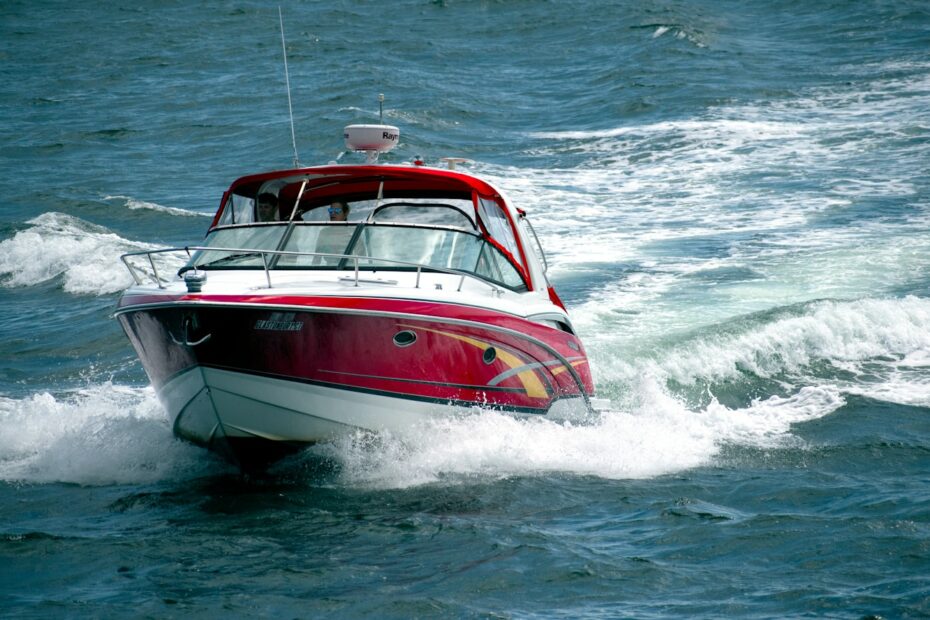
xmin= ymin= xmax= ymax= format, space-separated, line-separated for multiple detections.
xmin=116 ymin=125 xmax=595 ymax=466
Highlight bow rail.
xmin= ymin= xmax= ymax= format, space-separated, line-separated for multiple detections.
xmin=119 ymin=246 xmax=506 ymax=296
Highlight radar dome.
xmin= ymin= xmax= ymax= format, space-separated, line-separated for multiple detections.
xmin=344 ymin=124 xmax=400 ymax=153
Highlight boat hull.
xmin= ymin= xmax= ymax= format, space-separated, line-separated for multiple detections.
xmin=116 ymin=296 xmax=593 ymax=463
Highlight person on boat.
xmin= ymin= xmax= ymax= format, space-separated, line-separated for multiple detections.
xmin=315 ymin=201 xmax=354 ymax=264
xmin=328 ymin=200 xmax=349 ymax=221
xmin=256 ymin=192 xmax=279 ymax=222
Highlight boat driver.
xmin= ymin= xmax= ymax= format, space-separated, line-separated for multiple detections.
xmin=256 ymin=192 xmax=279 ymax=222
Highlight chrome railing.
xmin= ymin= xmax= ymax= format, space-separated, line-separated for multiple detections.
xmin=120 ymin=246 xmax=505 ymax=296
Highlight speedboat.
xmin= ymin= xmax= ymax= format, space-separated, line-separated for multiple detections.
xmin=115 ymin=124 xmax=595 ymax=466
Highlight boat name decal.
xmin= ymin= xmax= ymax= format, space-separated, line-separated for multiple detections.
xmin=254 ymin=319 xmax=304 ymax=332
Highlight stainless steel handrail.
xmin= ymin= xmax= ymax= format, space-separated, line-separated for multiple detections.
xmin=120 ymin=245 xmax=504 ymax=295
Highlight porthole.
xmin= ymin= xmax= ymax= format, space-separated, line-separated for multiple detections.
xmin=393 ymin=330 xmax=417 ymax=347
xmin=483 ymin=347 xmax=497 ymax=364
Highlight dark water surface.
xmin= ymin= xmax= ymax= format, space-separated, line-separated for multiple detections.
xmin=2 ymin=1 xmax=930 ymax=617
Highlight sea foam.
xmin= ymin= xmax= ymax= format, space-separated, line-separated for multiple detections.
xmin=313 ymin=379 xmax=843 ymax=490
xmin=0 ymin=212 xmax=177 ymax=295
xmin=0 ymin=373 xmax=850 ymax=490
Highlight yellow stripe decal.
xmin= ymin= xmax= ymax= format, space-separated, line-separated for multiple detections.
xmin=551 ymin=359 xmax=589 ymax=376
xmin=399 ymin=324 xmax=549 ymax=399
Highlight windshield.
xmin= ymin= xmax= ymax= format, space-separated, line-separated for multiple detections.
xmin=187 ymin=221 xmax=526 ymax=290
xmin=187 ymin=225 xmax=286 ymax=267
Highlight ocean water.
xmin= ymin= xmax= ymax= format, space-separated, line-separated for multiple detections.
xmin=2 ymin=0 xmax=929 ymax=617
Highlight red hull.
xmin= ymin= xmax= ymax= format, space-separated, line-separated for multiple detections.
xmin=117 ymin=294 xmax=593 ymax=414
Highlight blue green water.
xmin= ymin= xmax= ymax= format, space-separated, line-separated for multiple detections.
xmin=2 ymin=0 xmax=930 ymax=617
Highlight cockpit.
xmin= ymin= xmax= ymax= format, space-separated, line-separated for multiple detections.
xmin=186 ymin=166 xmax=532 ymax=291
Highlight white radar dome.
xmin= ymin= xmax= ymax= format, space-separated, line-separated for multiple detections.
xmin=344 ymin=124 xmax=400 ymax=153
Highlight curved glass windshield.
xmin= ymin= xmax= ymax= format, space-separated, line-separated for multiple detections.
xmin=280 ymin=224 xmax=357 ymax=266
xmin=350 ymin=224 xmax=525 ymax=289
xmin=188 ymin=224 xmax=286 ymax=268
xmin=370 ymin=203 xmax=475 ymax=229
xmin=188 ymin=221 xmax=525 ymax=290
xmin=351 ymin=226 xmax=481 ymax=271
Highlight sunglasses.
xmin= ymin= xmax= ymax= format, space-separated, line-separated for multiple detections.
xmin=328 ymin=207 xmax=344 ymax=215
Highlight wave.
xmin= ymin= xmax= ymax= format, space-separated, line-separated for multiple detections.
xmin=532 ymin=118 xmax=807 ymax=143
xmin=104 ymin=194 xmax=210 ymax=217
xmin=0 ymin=383 xmax=220 ymax=486
xmin=629 ymin=22 xmax=707 ymax=48
xmin=0 ymin=212 xmax=182 ymax=296
xmin=678 ymin=297 xmax=928 ymax=385
xmin=585 ymin=296 xmax=930 ymax=409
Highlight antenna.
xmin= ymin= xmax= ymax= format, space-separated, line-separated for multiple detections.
xmin=278 ymin=6 xmax=300 ymax=168
xmin=378 ymin=93 xmax=384 ymax=123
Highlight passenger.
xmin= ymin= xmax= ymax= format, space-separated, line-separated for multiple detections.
xmin=256 ymin=192 xmax=279 ymax=222
xmin=328 ymin=200 xmax=350 ymax=222
xmin=316 ymin=201 xmax=354 ymax=264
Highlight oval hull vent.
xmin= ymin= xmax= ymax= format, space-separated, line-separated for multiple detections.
xmin=393 ymin=330 xmax=417 ymax=347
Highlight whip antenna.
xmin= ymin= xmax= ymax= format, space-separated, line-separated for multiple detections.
xmin=278 ymin=6 xmax=300 ymax=167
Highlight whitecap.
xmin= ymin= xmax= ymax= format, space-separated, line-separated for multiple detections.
xmin=582 ymin=296 xmax=930 ymax=412
xmin=104 ymin=194 xmax=210 ymax=217
xmin=0 ymin=212 xmax=181 ymax=295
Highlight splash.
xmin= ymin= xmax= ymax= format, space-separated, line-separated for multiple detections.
xmin=314 ymin=379 xmax=842 ymax=489
xmin=0 ymin=383 xmax=218 ymax=485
